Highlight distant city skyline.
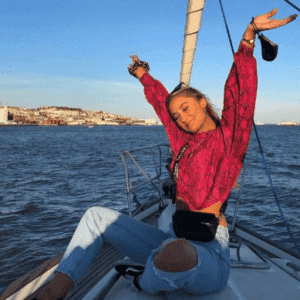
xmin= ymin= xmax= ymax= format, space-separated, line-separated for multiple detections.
xmin=0 ymin=103 xmax=298 ymax=125
xmin=0 ymin=0 xmax=299 ymax=124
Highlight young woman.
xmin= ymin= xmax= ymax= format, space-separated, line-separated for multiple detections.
xmin=30 ymin=8 xmax=296 ymax=300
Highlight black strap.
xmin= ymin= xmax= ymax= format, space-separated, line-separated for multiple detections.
xmin=172 ymin=143 xmax=189 ymax=182
xmin=250 ymin=18 xmax=262 ymax=38
xmin=133 ymin=276 xmax=142 ymax=291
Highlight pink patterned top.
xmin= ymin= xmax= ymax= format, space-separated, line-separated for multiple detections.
xmin=140 ymin=43 xmax=257 ymax=226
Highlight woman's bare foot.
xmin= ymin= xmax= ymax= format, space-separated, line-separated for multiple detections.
xmin=34 ymin=272 xmax=73 ymax=300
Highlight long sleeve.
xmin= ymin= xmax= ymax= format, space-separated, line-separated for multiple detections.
xmin=140 ymin=73 xmax=191 ymax=155
xmin=220 ymin=43 xmax=258 ymax=160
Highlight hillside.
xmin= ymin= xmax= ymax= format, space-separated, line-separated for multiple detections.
xmin=0 ymin=106 xmax=161 ymax=126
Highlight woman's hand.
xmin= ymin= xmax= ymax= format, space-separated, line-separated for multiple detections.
xmin=252 ymin=8 xmax=297 ymax=32
xmin=128 ymin=54 xmax=147 ymax=79
xmin=130 ymin=55 xmax=140 ymax=63
xmin=242 ymin=8 xmax=297 ymax=48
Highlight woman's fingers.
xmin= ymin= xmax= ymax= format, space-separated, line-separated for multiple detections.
xmin=268 ymin=14 xmax=297 ymax=29
xmin=285 ymin=14 xmax=298 ymax=24
xmin=255 ymin=8 xmax=278 ymax=23
xmin=254 ymin=8 xmax=297 ymax=31
xmin=130 ymin=55 xmax=140 ymax=63
xmin=266 ymin=8 xmax=278 ymax=19
xmin=128 ymin=55 xmax=140 ymax=70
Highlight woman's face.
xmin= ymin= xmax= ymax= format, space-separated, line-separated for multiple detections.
xmin=169 ymin=95 xmax=207 ymax=133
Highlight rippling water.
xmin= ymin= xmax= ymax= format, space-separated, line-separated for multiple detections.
xmin=1 ymin=125 xmax=300 ymax=294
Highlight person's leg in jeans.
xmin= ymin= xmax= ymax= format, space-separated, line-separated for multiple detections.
xmin=56 ymin=206 xmax=173 ymax=284
xmin=33 ymin=206 xmax=172 ymax=300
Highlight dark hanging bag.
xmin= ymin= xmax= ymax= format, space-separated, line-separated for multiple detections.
xmin=251 ymin=18 xmax=278 ymax=62
xmin=258 ymin=34 xmax=278 ymax=61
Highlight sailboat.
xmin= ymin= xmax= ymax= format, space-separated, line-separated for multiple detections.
xmin=1 ymin=1 xmax=300 ymax=299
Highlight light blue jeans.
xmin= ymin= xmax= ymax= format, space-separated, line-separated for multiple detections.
xmin=55 ymin=206 xmax=230 ymax=295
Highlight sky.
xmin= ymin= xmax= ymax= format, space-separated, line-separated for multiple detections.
xmin=0 ymin=0 xmax=299 ymax=124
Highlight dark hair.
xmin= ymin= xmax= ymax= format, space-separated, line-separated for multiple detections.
xmin=166 ymin=86 xmax=220 ymax=125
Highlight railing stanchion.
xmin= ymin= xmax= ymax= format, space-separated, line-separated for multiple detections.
xmin=150 ymin=148 xmax=162 ymax=198
xmin=158 ymin=147 xmax=162 ymax=177
xmin=122 ymin=152 xmax=133 ymax=218
xmin=122 ymin=144 xmax=169 ymax=218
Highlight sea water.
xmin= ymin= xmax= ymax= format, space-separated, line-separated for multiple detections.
xmin=0 ymin=125 xmax=299 ymax=293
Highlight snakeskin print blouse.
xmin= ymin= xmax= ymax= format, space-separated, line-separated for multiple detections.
xmin=139 ymin=43 xmax=257 ymax=227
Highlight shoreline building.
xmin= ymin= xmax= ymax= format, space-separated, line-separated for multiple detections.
xmin=0 ymin=106 xmax=8 ymax=123
xmin=280 ymin=121 xmax=299 ymax=126
xmin=145 ymin=118 xmax=158 ymax=125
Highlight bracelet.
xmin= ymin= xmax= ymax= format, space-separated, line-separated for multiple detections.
xmin=250 ymin=17 xmax=262 ymax=37
xmin=242 ymin=18 xmax=259 ymax=45
xmin=128 ymin=60 xmax=150 ymax=78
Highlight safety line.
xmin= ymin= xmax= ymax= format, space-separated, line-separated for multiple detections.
xmin=284 ymin=0 xmax=300 ymax=13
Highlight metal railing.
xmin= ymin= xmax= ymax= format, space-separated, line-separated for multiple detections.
xmin=122 ymin=143 xmax=170 ymax=217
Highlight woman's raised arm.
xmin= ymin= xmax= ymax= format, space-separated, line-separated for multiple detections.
xmin=127 ymin=55 xmax=191 ymax=154
xmin=221 ymin=8 xmax=297 ymax=159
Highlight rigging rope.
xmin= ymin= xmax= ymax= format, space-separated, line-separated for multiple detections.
xmin=284 ymin=0 xmax=300 ymax=13
xmin=218 ymin=0 xmax=300 ymax=256
xmin=218 ymin=0 xmax=234 ymax=55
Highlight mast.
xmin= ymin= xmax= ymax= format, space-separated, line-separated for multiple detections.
xmin=180 ymin=0 xmax=207 ymax=85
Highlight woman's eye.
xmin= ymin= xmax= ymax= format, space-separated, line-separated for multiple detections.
xmin=183 ymin=107 xmax=188 ymax=112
